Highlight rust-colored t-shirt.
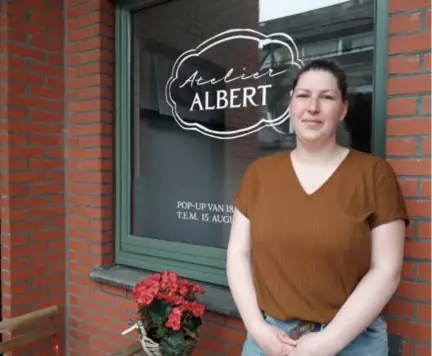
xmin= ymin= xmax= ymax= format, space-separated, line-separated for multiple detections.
xmin=233 ymin=149 xmax=408 ymax=324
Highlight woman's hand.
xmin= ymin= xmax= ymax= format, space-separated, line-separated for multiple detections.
xmin=250 ymin=322 xmax=298 ymax=355
xmin=286 ymin=332 xmax=336 ymax=356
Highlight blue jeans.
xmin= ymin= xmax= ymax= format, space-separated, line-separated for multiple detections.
xmin=242 ymin=314 xmax=389 ymax=355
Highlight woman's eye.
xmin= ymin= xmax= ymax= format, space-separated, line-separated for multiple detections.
xmin=323 ymin=95 xmax=334 ymax=100
xmin=296 ymin=94 xmax=308 ymax=98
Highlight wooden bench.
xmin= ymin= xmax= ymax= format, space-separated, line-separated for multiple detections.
xmin=111 ymin=341 xmax=146 ymax=356
xmin=0 ymin=305 xmax=59 ymax=354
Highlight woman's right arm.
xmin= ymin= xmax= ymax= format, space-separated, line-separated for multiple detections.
xmin=227 ymin=208 xmax=298 ymax=355
xmin=226 ymin=207 xmax=265 ymax=333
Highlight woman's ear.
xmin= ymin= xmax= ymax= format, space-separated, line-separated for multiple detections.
xmin=340 ymin=99 xmax=349 ymax=122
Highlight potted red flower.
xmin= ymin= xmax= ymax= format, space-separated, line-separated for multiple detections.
xmin=122 ymin=270 xmax=206 ymax=356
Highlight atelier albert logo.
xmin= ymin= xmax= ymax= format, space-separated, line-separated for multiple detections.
xmin=165 ymin=28 xmax=303 ymax=140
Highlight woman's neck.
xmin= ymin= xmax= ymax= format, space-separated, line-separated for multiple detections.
xmin=292 ymin=140 xmax=348 ymax=164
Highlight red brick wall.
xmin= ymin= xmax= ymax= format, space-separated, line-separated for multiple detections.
xmin=1 ymin=0 xmax=430 ymax=356
xmin=64 ymin=0 xmax=119 ymax=354
xmin=385 ymin=1 xmax=431 ymax=355
xmin=0 ymin=0 xmax=65 ymax=355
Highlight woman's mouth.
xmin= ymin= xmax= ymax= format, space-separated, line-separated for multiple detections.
xmin=302 ymin=119 xmax=323 ymax=125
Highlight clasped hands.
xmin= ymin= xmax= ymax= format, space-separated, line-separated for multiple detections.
xmin=251 ymin=323 xmax=337 ymax=356
xmin=277 ymin=329 xmax=336 ymax=356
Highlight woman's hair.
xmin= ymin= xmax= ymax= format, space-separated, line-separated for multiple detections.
xmin=292 ymin=59 xmax=348 ymax=101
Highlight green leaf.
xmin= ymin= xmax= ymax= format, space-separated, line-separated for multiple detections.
xmin=159 ymin=331 xmax=186 ymax=356
xmin=183 ymin=316 xmax=201 ymax=332
xmin=148 ymin=301 xmax=171 ymax=326
xmin=155 ymin=326 xmax=166 ymax=339
xmin=160 ymin=339 xmax=180 ymax=356
xmin=170 ymin=331 xmax=185 ymax=348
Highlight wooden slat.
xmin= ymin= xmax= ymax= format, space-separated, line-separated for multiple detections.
xmin=0 ymin=326 xmax=57 ymax=353
xmin=0 ymin=305 xmax=58 ymax=333
xmin=111 ymin=341 xmax=147 ymax=356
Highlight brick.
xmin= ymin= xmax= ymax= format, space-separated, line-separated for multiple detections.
xmin=389 ymin=32 xmax=431 ymax=54
xmin=90 ymin=241 xmax=113 ymax=255
xmin=416 ymin=344 xmax=432 ymax=356
xmin=9 ymin=69 xmax=45 ymax=86
xmin=8 ymin=172 xmax=46 ymax=183
xmin=204 ymin=323 xmax=245 ymax=345
xmin=388 ymin=55 xmax=420 ymax=74
xmin=68 ymin=148 xmax=111 ymax=159
xmin=386 ymin=137 xmax=416 ymax=155
xmin=7 ymin=82 xmax=27 ymax=97
xmin=404 ymin=241 xmax=431 ymax=259
xmin=28 ymin=62 xmax=63 ymax=78
xmin=389 ymin=0 xmax=431 ymax=13
xmin=1 ymin=133 xmax=27 ymax=145
xmin=6 ymin=2 xmax=28 ymax=17
xmin=406 ymin=222 xmax=416 ymax=239
xmin=7 ymin=43 xmax=47 ymax=61
xmin=424 ymin=53 xmax=431 ymax=71
xmin=426 ymin=8 xmax=431 ymax=27
xmin=385 ymin=299 xmax=415 ymax=318
xmin=30 ymin=111 xmax=63 ymax=123
xmin=422 ymin=137 xmax=431 ymax=156
xmin=67 ymin=2 xmax=102 ymax=19
xmin=405 ymin=200 xmax=431 ymax=218
xmin=421 ymin=96 xmax=431 ymax=114
xmin=418 ymin=263 xmax=431 ymax=282
xmin=388 ymin=75 xmax=431 ymax=95
xmin=400 ymin=339 xmax=413 ymax=356
xmin=68 ymin=123 xmax=112 ymax=136
xmin=417 ymin=222 xmax=431 ymax=239
xmin=402 ymin=261 xmax=416 ymax=279
xmin=2 ymin=281 xmax=30 ymax=295
xmin=420 ymin=179 xmax=431 ymax=197
xmin=77 ymin=159 xmax=112 ymax=171
xmin=389 ymin=12 xmax=422 ymax=34
xmin=388 ymin=159 xmax=431 ymax=175
xmin=396 ymin=281 xmax=431 ymax=302
xmin=417 ymin=304 xmax=431 ymax=323
xmin=387 ymin=97 xmax=417 ymax=116
xmin=30 ymin=135 xmax=63 ymax=147
xmin=387 ymin=319 xmax=431 ymax=342
xmin=197 ymin=336 xmax=226 ymax=354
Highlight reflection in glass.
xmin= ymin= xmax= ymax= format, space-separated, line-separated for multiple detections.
xmin=130 ymin=0 xmax=375 ymax=248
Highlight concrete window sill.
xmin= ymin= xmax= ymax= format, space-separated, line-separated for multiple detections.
xmin=89 ymin=265 xmax=240 ymax=319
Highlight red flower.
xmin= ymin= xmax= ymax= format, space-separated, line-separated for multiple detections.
xmin=177 ymin=279 xmax=190 ymax=296
xmin=131 ymin=270 xmax=206 ymax=337
xmin=132 ymin=276 xmax=162 ymax=306
xmin=164 ymin=292 xmax=183 ymax=306
xmin=189 ymin=301 xmax=205 ymax=318
xmin=159 ymin=270 xmax=179 ymax=293
xmin=190 ymin=283 xmax=205 ymax=295
xmin=165 ymin=308 xmax=182 ymax=331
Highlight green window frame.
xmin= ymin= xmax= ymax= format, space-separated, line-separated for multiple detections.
xmin=114 ymin=0 xmax=389 ymax=287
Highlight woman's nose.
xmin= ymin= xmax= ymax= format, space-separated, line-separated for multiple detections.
xmin=307 ymin=98 xmax=320 ymax=114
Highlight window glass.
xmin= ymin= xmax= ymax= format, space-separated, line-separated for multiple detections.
xmin=130 ymin=0 xmax=375 ymax=248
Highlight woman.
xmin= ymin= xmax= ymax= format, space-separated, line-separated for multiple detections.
xmin=226 ymin=59 xmax=408 ymax=356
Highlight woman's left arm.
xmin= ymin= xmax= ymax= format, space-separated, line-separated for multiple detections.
xmin=318 ymin=218 xmax=406 ymax=354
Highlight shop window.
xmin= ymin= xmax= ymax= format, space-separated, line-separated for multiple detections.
xmin=115 ymin=0 xmax=388 ymax=285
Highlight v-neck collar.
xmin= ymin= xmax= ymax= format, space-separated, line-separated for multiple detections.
xmin=287 ymin=148 xmax=353 ymax=197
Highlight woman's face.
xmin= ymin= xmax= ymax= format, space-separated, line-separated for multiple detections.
xmin=289 ymin=69 xmax=347 ymax=145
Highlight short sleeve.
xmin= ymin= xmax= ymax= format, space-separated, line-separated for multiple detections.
xmin=368 ymin=158 xmax=410 ymax=229
xmin=233 ymin=161 xmax=258 ymax=218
